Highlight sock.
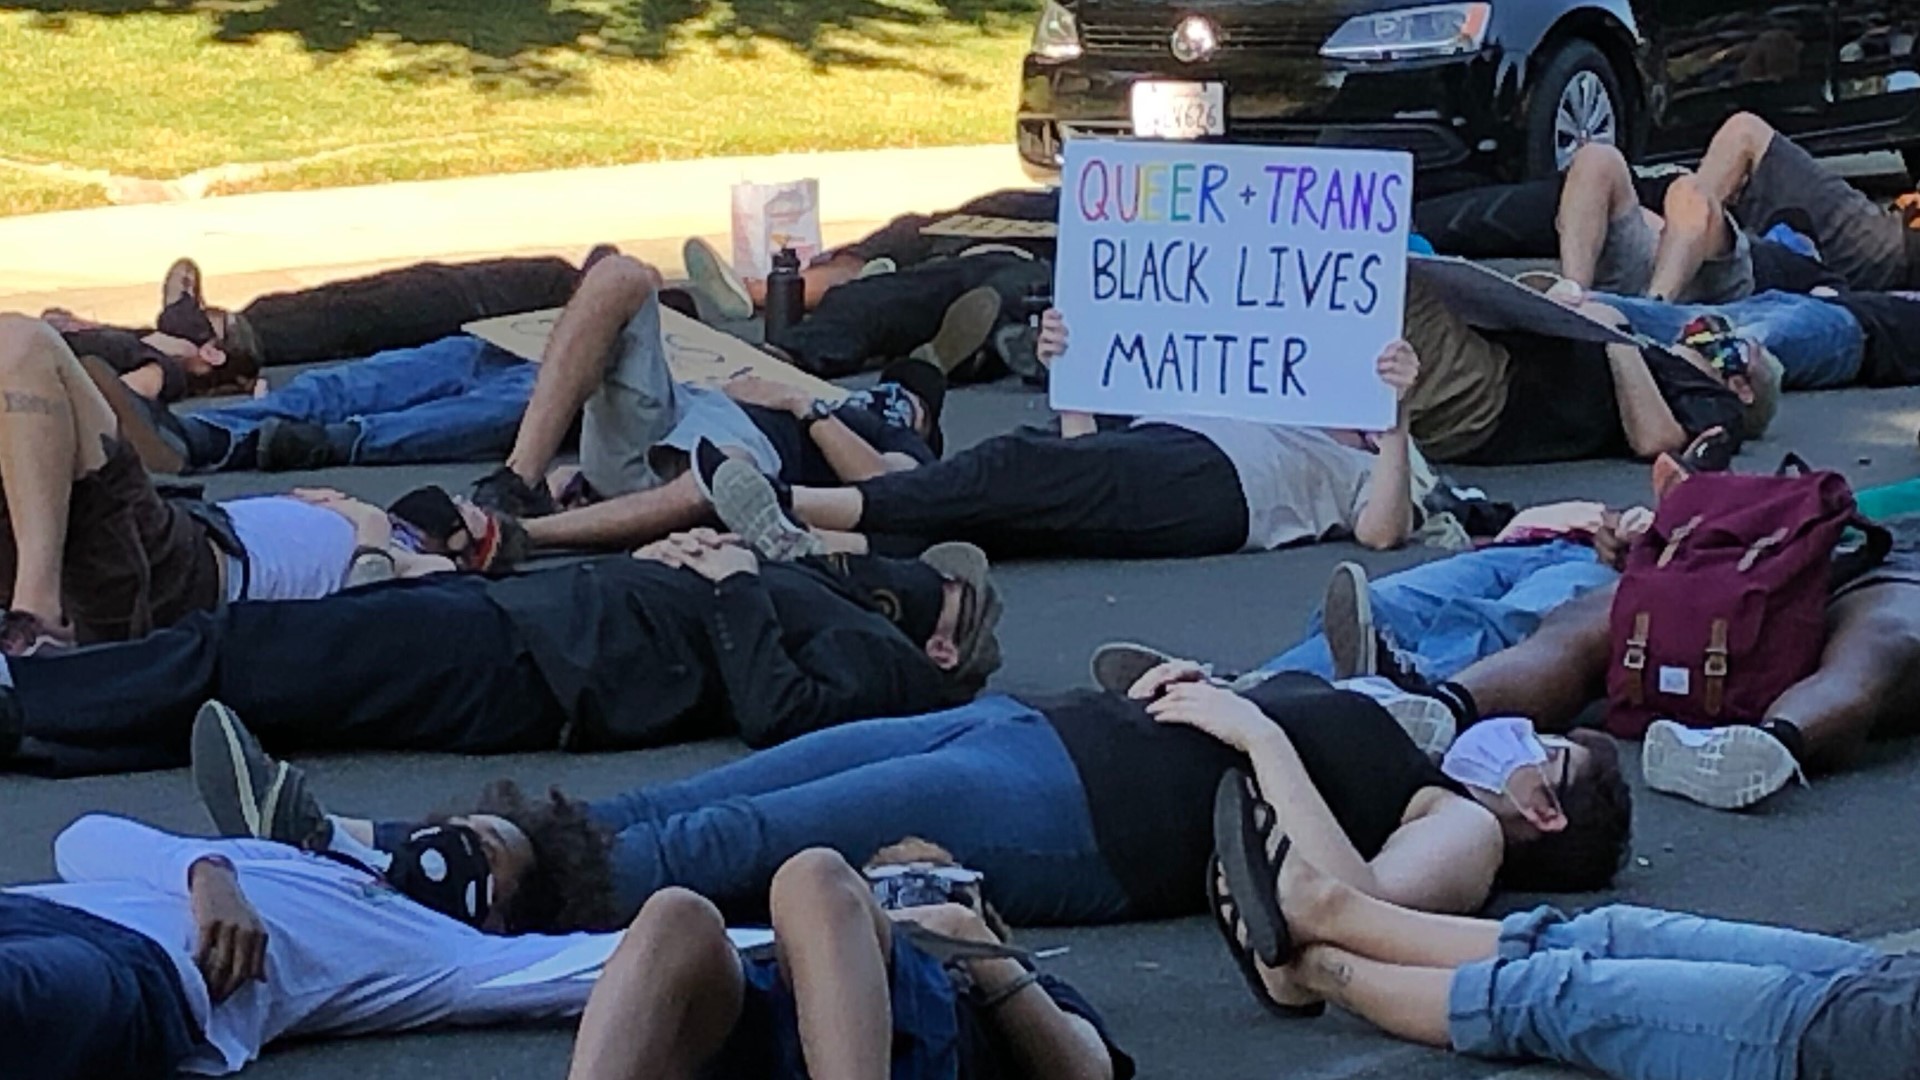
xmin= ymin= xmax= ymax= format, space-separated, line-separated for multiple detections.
xmin=326 ymin=817 xmax=392 ymax=873
xmin=1758 ymin=718 xmax=1807 ymax=763
xmin=1434 ymin=680 xmax=1480 ymax=730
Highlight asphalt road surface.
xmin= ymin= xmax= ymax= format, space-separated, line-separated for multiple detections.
xmin=5 ymin=368 xmax=1918 ymax=1080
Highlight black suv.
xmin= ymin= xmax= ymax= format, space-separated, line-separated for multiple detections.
xmin=1017 ymin=0 xmax=1920 ymax=183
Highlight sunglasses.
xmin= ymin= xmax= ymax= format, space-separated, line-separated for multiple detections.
xmin=865 ymin=863 xmax=983 ymax=911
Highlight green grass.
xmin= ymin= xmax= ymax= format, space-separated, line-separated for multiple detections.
xmin=0 ymin=0 xmax=1040 ymax=216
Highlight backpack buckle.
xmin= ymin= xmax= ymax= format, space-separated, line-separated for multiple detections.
xmin=1622 ymin=612 xmax=1649 ymax=705
xmin=1703 ymin=619 xmax=1730 ymax=716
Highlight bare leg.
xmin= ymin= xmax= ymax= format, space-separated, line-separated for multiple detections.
xmin=1292 ymin=945 xmax=1454 ymax=1047
xmin=0 ymin=315 xmax=116 ymax=625
xmin=769 ymin=849 xmax=893 ymax=1080
xmin=1767 ymin=584 xmax=1920 ymax=770
xmin=1283 ymin=854 xmax=1500 ymax=971
xmin=815 ymin=529 xmax=870 ymax=555
xmin=1690 ymin=112 xmax=1778 ymax=207
xmin=504 ymin=256 xmax=663 ymax=484
xmin=524 ymin=473 xmax=713 ymax=550
xmin=791 ymin=486 xmax=867 ymax=532
xmin=1646 ymin=176 xmax=1734 ymax=302
xmin=1557 ymin=143 xmax=1643 ymax=290
xmin=1452 ymin=583 xmax=1615 ymax=730
xmin=567 ymin=889 xmax=745 ymax=1080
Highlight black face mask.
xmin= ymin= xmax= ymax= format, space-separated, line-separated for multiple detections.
xmin=384 ymin=824 xmax=495 ymax=928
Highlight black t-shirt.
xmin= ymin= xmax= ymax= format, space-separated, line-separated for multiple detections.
xmin=1035 ymin=673 xmax=1460 ymax=918
xmin=59 ymin=328 xmax=188 ymax=402
xmin=1835 ymin=292 xmax=1920 ymax=387
xmin=1461 ymin=334 xmax=1746 ymax=465
xmin=1750 ymin=238 xmax=1848 ymax=294
xmin=744 ymin=401 xmax=935 ymax=487
xmin=957 ymin=971 xmax=1137 ymax=1080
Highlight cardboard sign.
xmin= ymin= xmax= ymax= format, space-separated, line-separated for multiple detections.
xmin=464 ymin=307 xmax=844 ymax=402
xmin=1051 ymin=140 xmax=1412 ymax=430
xmin=921 ymin=214 xmax=1059 ymax=240
xmin=1408 ymin=255 xmax=1639 ymax=346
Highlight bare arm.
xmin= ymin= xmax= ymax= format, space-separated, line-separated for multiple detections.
xmin=1584 ymin=303 xmax=1687 ymax=458
xmin=119 ymin=363 xmax=168 ymax=402
xmin=807 ymin=414 xmax=918 ymax=481
xmin=1036 ymin=308 xmax=1098 ymax=438
xmin=894 ymin=906 xmax=1113 ymax=1080
xmin=1352 ymin=340 xmax=1420 ymax=550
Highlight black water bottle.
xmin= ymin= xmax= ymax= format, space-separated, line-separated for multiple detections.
xmin=763 ymin=247 xmax=805 ymax=339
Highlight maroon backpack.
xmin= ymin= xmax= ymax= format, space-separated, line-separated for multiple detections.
xmin=1605 ymin=457 xmax=1889 ymax=739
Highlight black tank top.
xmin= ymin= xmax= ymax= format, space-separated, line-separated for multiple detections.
xmin=1039 ymin=672 xmax=1463 ymax=919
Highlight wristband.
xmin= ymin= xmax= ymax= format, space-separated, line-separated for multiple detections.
xmin=976 ymin=969 xmax=1040 ymax=1012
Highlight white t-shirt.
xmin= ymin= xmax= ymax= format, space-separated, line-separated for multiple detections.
xmin=220 ymin=497 xmax=357 ymax=602
xmin=1134 ymin=416 xmax=1383 ymax=550
xmin=12 ymin=816 xmax=611 ymax=1075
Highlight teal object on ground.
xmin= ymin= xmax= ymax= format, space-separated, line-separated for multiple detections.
xmin=1859 ymin=477 xmax=1920 ymax=520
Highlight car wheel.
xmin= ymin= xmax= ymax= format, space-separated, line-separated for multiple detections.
xmin=1523 ymin=39 xmax=1627 ymax=179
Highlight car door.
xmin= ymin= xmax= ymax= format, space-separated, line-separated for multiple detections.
xmin=1649 ymin=0 xmax=1835 ymax=156
xmin=1830 ymin=0 xmax=1920 ymax=130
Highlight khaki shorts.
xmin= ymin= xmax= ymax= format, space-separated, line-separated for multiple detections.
xmin=579 ymin=292 xmax=781 ymax=498
xmin=1593 ymin=208 xmax=1756 ymax=305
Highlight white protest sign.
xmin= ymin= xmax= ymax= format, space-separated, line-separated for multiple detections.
xmin=1051 ymin=140 xmax=1411 ymax=430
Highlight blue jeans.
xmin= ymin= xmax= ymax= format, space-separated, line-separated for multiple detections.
xmin=192 ymin=335 xmax=534 ymax=467
xmin=1450 ymin=904 xmax=1878 ymax=1080
xmin=1261 ymin=541 xmax=1618 ymax=681
xmin=1602 ymin=290 xmax=1865 ymax=390
xmin=587 ymin=694 xmax=1132 ymax=927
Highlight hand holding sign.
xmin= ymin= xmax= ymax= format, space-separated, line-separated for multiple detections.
xmin=1051 ymin=140 xmax=1413 ymax=430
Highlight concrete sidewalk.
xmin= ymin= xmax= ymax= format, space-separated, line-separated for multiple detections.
xmin=0 ymin=143 xmax=1035 ymax=322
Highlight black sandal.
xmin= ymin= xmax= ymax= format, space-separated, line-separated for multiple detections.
xmin=1213 ymin=769 xmax=1297 ymax=968
xmin=1205 ymin=852 xmax=1323 ymax=1019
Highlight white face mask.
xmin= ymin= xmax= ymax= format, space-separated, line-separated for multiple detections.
xmin=1442 ymin=716 xmax=1549 ymax=796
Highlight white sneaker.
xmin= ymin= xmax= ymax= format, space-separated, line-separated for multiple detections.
xmin=1337 ymin=676 xmax=1457 ymax=760
xmin=1642 ymin=720 xmax=1803 ymax=811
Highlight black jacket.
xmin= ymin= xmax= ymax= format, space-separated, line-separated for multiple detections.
xmin=484 ymin=557 xmax=950 ymax=750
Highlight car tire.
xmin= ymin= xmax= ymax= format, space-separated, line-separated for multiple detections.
xmin=1523 ymin=39 xmax=1627 ymax=179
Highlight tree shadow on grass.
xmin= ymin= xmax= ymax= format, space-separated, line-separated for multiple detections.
xmin=3 ymin=0 xmax=1041 ymax=91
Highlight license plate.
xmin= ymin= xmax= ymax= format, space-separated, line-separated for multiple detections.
xmin=1129 ymin=81 xmax=1226 ymax=140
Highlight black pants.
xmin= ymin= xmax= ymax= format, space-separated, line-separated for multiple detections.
xmin=0 ymin=895 xmax=198 ymax=1080
xmin=242 ymin=257 xmax=582 ymax=367
xmin=854 ymin=425 xmax=1249 ymax=560
xmin=7 ymin=577 xmax=566 ymax=777
xmin=772 ymin=253 xmax=1049 ymax=378
xmin=841 ymin=188 xmax=1061 ymax=267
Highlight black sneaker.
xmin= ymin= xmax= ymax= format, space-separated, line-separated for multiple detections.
xmin=191 ymin=700 xmax=332 ymax=849
xmin=470 ymin=466 xmax=557 ymax=518
xmin=255 ymin=418 xmax=340 ymax=472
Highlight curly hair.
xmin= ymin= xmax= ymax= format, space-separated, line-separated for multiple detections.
xmin=1497 ymin=729 xmax=1634 ymax=893
xmin=465 ymin=780 xmax=620 ymax=934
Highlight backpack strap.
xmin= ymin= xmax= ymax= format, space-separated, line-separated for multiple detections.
xmin=1830 ymin=515 xmax=1895 ymax=591
xmin=1620 ymin=611 xmax=1651 ymax=707
xmin=1776 ymin=453 xmax=1813 ymax=477
xmin=1703 ymin=619 xmax=1730 ymax=718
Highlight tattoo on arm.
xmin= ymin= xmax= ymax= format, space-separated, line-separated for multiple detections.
xmin=2 ymin=391 xmax=60 ymax=417
xmin=1313 ymin=956 xmax=1354 ymax=988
